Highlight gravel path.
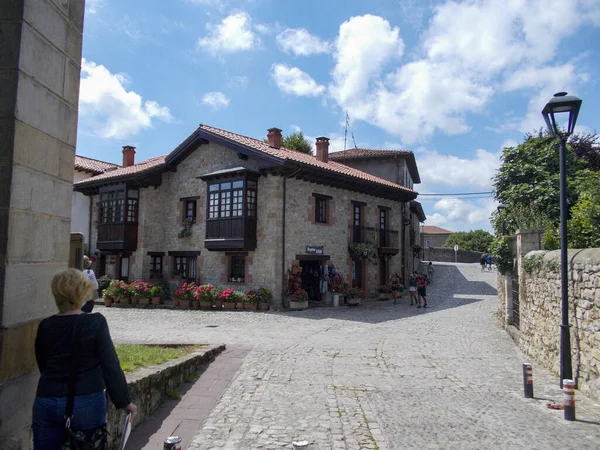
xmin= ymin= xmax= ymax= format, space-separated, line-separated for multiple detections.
xmin=101 ymin=262 xmax=600 ymax=449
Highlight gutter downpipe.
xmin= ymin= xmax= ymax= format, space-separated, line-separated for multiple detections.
xmin=281 ymin=165 xmax=303 ymax=310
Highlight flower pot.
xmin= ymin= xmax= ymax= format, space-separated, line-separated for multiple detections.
xmin=179 ymin=299 xmax=190 ymax=309
xmin=199 ymin=301 xmax=212 ymax=310
xmin=378 ymin=293 xmax=389 ymax=300
xmin=332 ymin=293 xmax=340 ymax=307
xmin=290 ymin=300 xmax=308 ymax=310
xmin=346 ymin=297 xmax=361 ymax=306
xmin=173 ymin=298 xmax=180 ymax=306
xmin=235 ymin=301 xmax=245 ymax=310
xmin=131 ymin=297 xmax=139 ymax=305
xmin=104 ymin=298 xmax=113 ymax=307
xmin=138 ymin=298 xmax=150 ymax=305
xmin=213 ymin=300 xmax=223 ymax=309
xmin=222 ymin=301 xmax=235 ymax=310
xmin=244 ymin=302 xmax=257 ymax=311
xmin=151 ymin=297 xmax=161 ymax=305
xmin=258 ymin=302 xmax=270 ymax=311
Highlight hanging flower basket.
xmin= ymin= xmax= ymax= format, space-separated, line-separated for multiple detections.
xmin=348 ymin=242 xmax=378 ymax=261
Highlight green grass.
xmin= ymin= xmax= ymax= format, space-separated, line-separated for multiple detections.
xmin=115 ymin=344 xmax=201 ymax=372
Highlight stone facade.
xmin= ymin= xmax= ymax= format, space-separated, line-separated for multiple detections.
xmin=0 ymin=1 xmax=85 ymax=447
xmin=89 ymin=142 xmax=408 ymax=305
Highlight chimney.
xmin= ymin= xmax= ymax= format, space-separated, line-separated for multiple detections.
xmin=122 ymin=145 xmax=136 ymax=167
xmin=267 ymin=128 xmax=282 ymax=149
xmin=315 ymin=137 xmax=330 ymax=163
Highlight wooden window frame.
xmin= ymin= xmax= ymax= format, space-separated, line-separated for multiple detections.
xmin=229 ymin=255 xmax=246 ymax=282
xmin=313 ymin=193 xmax=332 ymax=224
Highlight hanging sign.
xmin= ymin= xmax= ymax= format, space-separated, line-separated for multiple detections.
xmin=306 ymin=246 xmax=324 ymax=255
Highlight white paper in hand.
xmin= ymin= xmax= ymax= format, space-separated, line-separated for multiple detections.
xmin=118 ymin=413 xmax=132 ymax=450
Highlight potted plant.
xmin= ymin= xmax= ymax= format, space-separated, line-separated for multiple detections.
xmin=102 ymin=283 xmax=116 ymax=307
xmin=218 ymin=288 xmax=235 ymax=309
xmin=230 ymin=290 xmax=246 ymax=310
xmin=213 ymin=286 xmax=226 ymax=309
xmin=290 ymin=288 xmax=309 ymax=310
xmin=378 ymin=284 xmax=393 ymax=300
xmin=107 ymin=280 xmax=130 ymax=304
xmin=97 ymin=275 xmax=112 ymax=299
xmin=174 ymin=282 xmax=197 ymax=309
xmin=150 ymin=285 xmax=163 ymax=305
xmin=196 ymin=284 xmax=215 ymax=309
xmin=131 ymin=280 xmax=153 ymax=305
xmin=257 ymin=286 xmax=272 ymax=311
xmin=244 ymin=289 xmax=260 ymax=310
xmin=344 ymin=286 xmax=363 ymax=306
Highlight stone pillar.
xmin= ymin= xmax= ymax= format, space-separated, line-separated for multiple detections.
xmin=0 ymin=1 xmax=85 ymax=448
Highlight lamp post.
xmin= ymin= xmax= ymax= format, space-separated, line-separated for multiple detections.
xmin=541 ymin=91 xmax=582 ymax=388
xmin=497 ymin=204 xmax=506 ymax=235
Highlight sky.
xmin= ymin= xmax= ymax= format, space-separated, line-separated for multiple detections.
xmin=78 ymin=0 xmax=600 ymax=232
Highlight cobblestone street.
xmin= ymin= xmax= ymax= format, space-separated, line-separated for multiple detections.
xmin=102 ymin=263 xmax=600 ymax=449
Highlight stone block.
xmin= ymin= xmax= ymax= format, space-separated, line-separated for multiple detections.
xmin=1 ymin=262 xmax=64 ymax=327
xmin=23 ymin=0 xmax=68 ymax=52
xmin=65 ymin=22 xmax=83 ymax=63
xmin=12 ymin=120 xmax=74 ymax=182
xmin=9 ymin=165 xmax=73 ymax=217
xmin=15 ymin=72 xmax=78 ymax=146
xmin=7 ymin=210 xmax=70 ymax=263
xmin=62 ymin=55 xmax=80 ymax=107
xmin=0 ymin=319 xmax=40 ymax=381
xmin=0 ymin=371 xmax=38 ymax=450
xmin=18 ymin=22 xmax=65 ymax=95
xmin=68 ymin=0 xmax=84 ymax=32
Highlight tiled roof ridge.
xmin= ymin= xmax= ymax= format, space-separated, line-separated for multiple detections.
xmin=421 ymin=225 xmax=453 ymax=234
xmin=74 ymin=154 xmax=167 ymax=185
xmin=329 ymin=148 xmax=413 ymax=157
xmin=74 ymin=155 xmax=120 ymax=173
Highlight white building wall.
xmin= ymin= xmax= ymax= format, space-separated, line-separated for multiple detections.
xmin=71 ymin=170 xmax=92 ymax=246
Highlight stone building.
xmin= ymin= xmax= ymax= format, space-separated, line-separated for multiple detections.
xmin=74 ymin=125 xmax=420 ymax=307
xmin=420 ymin=225 xmax=453 ymax=248
xmin=71 ymin=156 xmax=118 ymax=247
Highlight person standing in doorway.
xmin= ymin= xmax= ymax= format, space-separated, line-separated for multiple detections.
xmin=82 ymin=256 xmax=97 ymax=313
xmin=427 ymin=262 xmax=434 ymax=283
xmin=389 ymin=272 xmax=402 ymax=305
xmin=408 ymin=272 xmax=418 ymax=306
xmin=417 ymin=274 xmax=428 ymax=308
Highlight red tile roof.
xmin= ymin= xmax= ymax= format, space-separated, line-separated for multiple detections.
xmin=197 ymin=125 xmax=416 ymax=194
xmin=75 ymin=155 xmax=167 ymax=183
xmin=74 ymin=156 xmax=119 ymax=174
xmin=421 ymin=225 xmax=453 ymax=235
xmin=329 ymin=148 xmax=412 ymax=159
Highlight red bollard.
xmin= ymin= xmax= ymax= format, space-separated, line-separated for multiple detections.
xmin=522 ymin=363 xmax=533 ymax=398
xmin=563 ymin=379 xmax=576 ymax=421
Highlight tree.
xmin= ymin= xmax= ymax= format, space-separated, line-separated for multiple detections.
xmin=442 ymin=230 xmax=494 ymax=252
xmin=283 ymin=132 xmax=313 ymax=155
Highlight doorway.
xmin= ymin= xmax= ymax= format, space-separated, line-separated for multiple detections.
xmin=299 ymin=259 xmax=321 ymax=301
xmin=352 ymin=258 xmax=363 ymax=288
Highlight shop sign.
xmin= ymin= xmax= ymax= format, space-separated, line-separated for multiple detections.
xmin=306 ymin=245 xmax=324 ymax=255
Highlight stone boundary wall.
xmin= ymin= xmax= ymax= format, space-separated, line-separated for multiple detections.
xmin=516 ymin=249 xmax=600 ymax=403
xmin=106 ymin=344 xmax=226 ymax=449
xmin=422 ymin=247 xmax=482 ymax=264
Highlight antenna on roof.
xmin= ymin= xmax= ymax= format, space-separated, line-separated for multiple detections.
xmin=351 ymin=132 xmax=357 ymax=149
xmin=344 ymin=110 xmax=350 ymax=151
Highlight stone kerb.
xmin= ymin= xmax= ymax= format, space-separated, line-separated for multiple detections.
xmin=519 ymin=248 xmax=600 ymax=403
xmin=106 ymin=344 xmax=226 ymax=450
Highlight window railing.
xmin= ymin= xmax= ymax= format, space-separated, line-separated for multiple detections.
xmin=352 ymin=226 xmax=376 ymax=244
xmin=379 ymin=229 xmax=399 ymax=249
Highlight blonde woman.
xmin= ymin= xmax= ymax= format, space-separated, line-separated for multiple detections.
xmin=32 ymin=269 xmax=136 ymax=449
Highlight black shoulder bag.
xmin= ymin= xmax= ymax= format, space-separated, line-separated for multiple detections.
xmin=60 ymin=315 xmax=108 ymax=450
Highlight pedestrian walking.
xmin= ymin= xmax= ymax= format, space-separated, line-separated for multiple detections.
xmin=408 ymin=272 xmax=418 ymax=306
xmin=416 ymin=274 xmax=428 ymax=308
xmin=82 ymin=256 xmax=98 ymax=313
xmin=480 ymin=253 xmax=488 ymax=272
xmin=32 ymin=268 xmax=136 ymax=449
xmin=427 ymin=262 xmax=434 ymax=282
xmin=487 ymin=253 xmax=493 ymax=271
xmin=389 ymin=272 xmax=402 ymax=305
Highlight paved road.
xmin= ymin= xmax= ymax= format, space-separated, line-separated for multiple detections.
xmin=102 ymin=263 xmax=600 ymax=449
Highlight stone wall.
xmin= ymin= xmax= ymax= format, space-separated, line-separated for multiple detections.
xmin=518 ymin=249 xmax=600 ymax=403
xmin=422 ymin=247 xmax=482 ymax=263
xmin=0 ymin=1 xmax=85 ymax=448
xmin=106 ymin=344 xmax=225 ymax=450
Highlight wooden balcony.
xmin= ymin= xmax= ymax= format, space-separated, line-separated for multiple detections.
xmin=205 ymin=217 xmax=257 ymax=251
xmin=352 ymin=226 xmax=376 ymax=244
xmin=379 ymin=229 xmax=399 ymax=254
xmin=97 ymin=223 xmax=138 ymax=251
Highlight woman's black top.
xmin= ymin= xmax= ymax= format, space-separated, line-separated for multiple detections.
xmin=35 ymin=312 xmax=131 ymax=409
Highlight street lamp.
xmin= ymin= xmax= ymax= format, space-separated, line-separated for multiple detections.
xmin=541 ymin=91 xmax=582 ymax=389
xmin=497 ymin=204 xmax=506 ymax=235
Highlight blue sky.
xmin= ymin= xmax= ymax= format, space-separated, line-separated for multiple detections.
xmin=78 ymin=0 xmax=600 ymax=232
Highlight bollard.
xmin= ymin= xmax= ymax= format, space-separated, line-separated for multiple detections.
xmin=522 ymin=363 xmax=533 ymax=398
xmin=563 ymin=379 xmax=576 ymax=421
xmin=164 ymin=436 xmax=182 ymax=450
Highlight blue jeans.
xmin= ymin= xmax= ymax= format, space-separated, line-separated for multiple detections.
xmin=32 ymin=391 xmax=107 ymax=450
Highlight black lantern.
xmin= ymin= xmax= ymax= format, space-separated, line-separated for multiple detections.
xmin=541 ymin=92 xmax=582 ymax=137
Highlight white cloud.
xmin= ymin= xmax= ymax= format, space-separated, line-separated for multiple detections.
xmin=270 ymin=64 xmax=325 ymax=97
xmin=427 ymin=197 xmax=496 ymax=231
xmin=227 ymin=75 xmax=248 ymax=89
xmin=201 ymin=91 xmax=229 ymax=110
xmin=418 ymin=148 xmax=501 ymax=190
xmin=197 ymin=13 xmax=260 ymax=55
xmin=79 ymin=59 xmax=173 ymax=139
xmin=328 ymin=2 xmax=596 ymax=144
xmin=85 ymin=0 xmax=103 ymax=14
xmin=290 ymin=125 xmax=302 ymax=133
xmin=276 ymin=28 xmax=330 ymax=56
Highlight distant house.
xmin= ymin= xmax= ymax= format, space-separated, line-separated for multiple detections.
xmin=420 ymin=225 xmax=453 ymax=248
xmin=72 ymin=156 xmax=119 ymax=247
